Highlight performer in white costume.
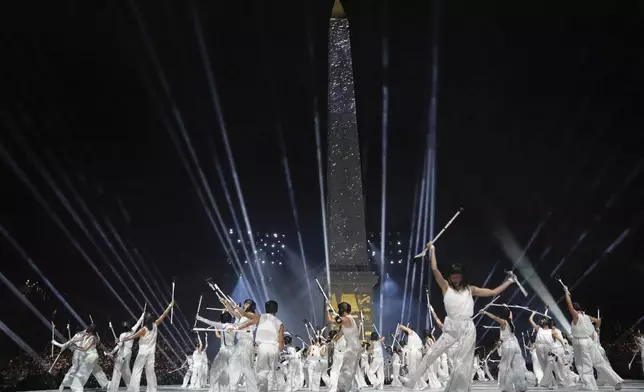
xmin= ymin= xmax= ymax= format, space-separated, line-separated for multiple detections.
xmin=200 ymin=334 xmax=209 ymax=387
xmin=563 ymin=288 xmax=622 ymax=390
xmin=190 ymin=335 xmax=205 ymax=388
xmin=525 ymin=340 xmax=542 ymax=385
xmin=283 ymin=334 xmax=303 ymax=392
xmin=231 ymin=300 xmax=285 ymax=392
xmin=106 ymin=311 xmax=145 ymax=392
xmin=224 ymin=299 xmax=259 ymax=392
xmin=53 ymin=324 xmax=100 ymax=392
xmin=480 ymin=308 xmax=527 ymax=392
xmin=307 ymin=339 xmax=326 ymax=391
xmin=181 ymin=354 xmax=195 ymax=388
xmin=400 ymin=242 xmax=514 ymax=392
xmin=367 ymin=333 xmax=385 ymax=390
xmin=391 ymin=346 xmax=403 ymax=387
xmin=327 ymin=302 xmax=360 ymax=392
xmin=397 ymin=325 xmax=427 ymax=390
xmin=422 ymin=332 xmax=442 ymax=388
xmin=123 ymin=300 xmax=174 ymax=392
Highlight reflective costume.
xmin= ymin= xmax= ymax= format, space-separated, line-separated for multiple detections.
xmin=127 ymin=324 xmax=159 ymax=392
xmin=367 ymin=341 xmax=385 ymax=389
xmin=255 ymin=313 xmax=283 ymax=392
xmin=402 ymin=286 xmax=476 ymax=392
xmin=497 ymin=325 xmax=527 ymax=392
xmin=230 ymin=316 xmax=258 ymax=392
xmin=337 ymin=315 xmax=360 ymax=392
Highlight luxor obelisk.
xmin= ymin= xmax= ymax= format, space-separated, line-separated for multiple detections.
xmin=323 ymin=0 xmax=378 ymax=332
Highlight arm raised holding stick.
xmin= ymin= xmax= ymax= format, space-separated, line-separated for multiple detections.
xmin=414 ymin=207 xmax=463 ymax=258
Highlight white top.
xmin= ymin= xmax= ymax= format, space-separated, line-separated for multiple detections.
xmin=310 ymin=344 xmax=321 ymax=357
xmin=372 ymin=341 xmax=383 ymax=356
xmin=221 ymin=330 xmax=236 ymax=347
xmin=118 ymin=331 xmax=136 ymax=358
xmin=80 ymin=334 xmax=98 ymax=354
xmin=255 ymin=313 xmax=282 ymax=346
xmin=444 ymin=286 xmax=474 ymax=320
xmin=535 ymin=328 xmax=554 ymax=346
xmin=407 ymin=331 xmax=424 ymax=350
xmin=500 ymin=324 xmax=515 ymax=342
xmin=138 ymin=324 xmax=158 ymax=354
xmin=236 ymin=316 xmax=255 ymax=340
xmin=341 ymin=315 xmax=360 ymax=350
xmin=571 ymin=313 xmax=594 ymax=339
xmin=193 ymin=349 xmax=203 ymax=365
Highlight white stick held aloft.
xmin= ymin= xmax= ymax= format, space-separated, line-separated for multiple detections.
xmin=414 ymin=207 xmax=464 ymax=258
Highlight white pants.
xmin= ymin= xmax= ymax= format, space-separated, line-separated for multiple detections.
xmin=182 ymin=367 xmax=193 ymax=388
xmin=210 ymin=346 xmax=234 ymax=392
xmin=438 ymin=354 xmax=450 ymax=384
xmin=498 ymin=338 xmax=527 ymax=392
xmin=539 ymin=346 xmax=574 ymax=389
xmin=355 ymin=360 xmax=367 ymax=388
xmin=128 ymin=351 xmax=157 ymax=392
xmin=230 ymin=338 xmax=258 ymax=392
xmin=328 ymin=353 xmax=343 ymax=392
xmin=407 ymin=349 xmax=427 ymax=389
xmin=404 ymin=318 xmax=475 ymax=392
xmin=573 ymin=337 xmax=622 ymax=390
xmin=529 ymin=349 xmax=543 ymax=385
xmin=391 ymin=362 xmax=402 ymax=386
xmin=337 ymin=344 xmax=360 ymax=392
xmin=308 ymin=356 xmax=324 ymax=392
xmin=257 ymin=343 xmax=279 ymax=392
xmin=70 ymin=350 xmax=98 ymax=392
xmin=367 ymin=356 xmax=385 ymax=389
xmin=285 ymin=357 xmax=303 ymax=392
xmin=191 ymin=360 xmax=204 ymax=388
xmin=92 ymin=365 xmax=109 ymax=388
xmin=108 ymin=354 xmax=132 ymax=391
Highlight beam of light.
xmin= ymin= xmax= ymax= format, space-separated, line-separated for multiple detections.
xmin=276 ymin=124 xmax=317 ymax=325
xmin=425 ymin=0 xmax=441 ymax=322
xmin=305 ymin=16 xmax=332 ymax=299
xmin=378 ymin=25 xmax=390 ymax=334
xmin=417 ymin=156 xmax=430 ymax=330
xmin=400 ymin=182 xmax=420 ymax=323
xmin=0 ymin=320 xmax=47 ymax=371
xmin=0 ymin=222 xmax=85 ymax=326
xmin=0 ymin=141 xmax=136 ymax=320
xmin=503 ymin=213 xmax=550 ymax=304
xmin=407 ymin=171 xmax=428 ymax=323
xmin=190 ymin=7 xmax=269 ymax=302
xmin=11 ymin=129 xmax=190 ymax=353
xmin=493 ymin=222 xmax=571 ymax=333
xmin=558 ymin=228 xmax=631 ymax=300
xmin=104 ymin=218 xmax=193 ymax=346
xmin=125 ymin=6 xmax=263 ymax=305
xmin=0 ymin=271 xmax=66 ymax=341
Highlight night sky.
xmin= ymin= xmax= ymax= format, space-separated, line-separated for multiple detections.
xmin=2 ymin=0 xmax=644 ymax=357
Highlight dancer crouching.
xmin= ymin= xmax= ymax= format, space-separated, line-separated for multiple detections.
xmin=123 ymin=301 xmax=174 ymax=392
xmin=401 ymin=242 xmax=514 ymax=392
xmin=230 ymin=300 xmax=284 ymax=392
xmin=479 ymin=308 xmax=527 ymax=392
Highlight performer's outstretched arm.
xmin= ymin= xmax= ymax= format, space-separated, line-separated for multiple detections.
xmin=155 ymin=301 xmax=174 ymax=325
xmin=479 ymin=311 xmax=508 ymax=329
xmin=529 ymin=312 xmax=539 ymax=329
xmin=132 ymin=309 xmax=146 ymax=332
xmin=427 ymin=243 xmax=448 ymax=294
xmin=471 ymin=279 xmax=514 ymax=297
xmin=563 ymin=289 xmax=578 ymax=323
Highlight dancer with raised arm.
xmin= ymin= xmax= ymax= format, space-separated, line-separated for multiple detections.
xmin=327 ymin=302 xmax=360 ymax=392
xmin=563 ymin=287 xmax=622 ymax=390
xmin=367 ymin=332 xmax=386 ymax=390
xmin=479 ymin=308 xmax=527 ymax=392
xmin=190 ymin=334 xmax=205 ymax=388
xmin=123 ymin=300 xmax=174 ymax=392
xmin=230 ymin=300 xmax=284 ymax=392
xmin=391 ymin=346 xmax=403 ymax=387
xmin=224 ymin=298 xmax=259 ymax=392
xmin=106 ymin=310 xmax=145 ymax=392
xmin=397 ymin=325 xmax=427 ymax=390
xmin=400 ymin=242 xmax=514 ymax=392
xmin=195 ymin=312 xmax=236 ymax=392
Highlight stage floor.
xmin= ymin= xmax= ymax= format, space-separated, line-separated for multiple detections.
xmin=26 ymin=380 xmax=644 ymax=392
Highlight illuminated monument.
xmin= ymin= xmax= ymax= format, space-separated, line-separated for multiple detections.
xmin=324 ymin=0 xmax=378 ymax=332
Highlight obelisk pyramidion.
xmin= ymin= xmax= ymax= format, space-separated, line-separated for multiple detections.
xmin=324 ymin=0 xmax=378 ymax=331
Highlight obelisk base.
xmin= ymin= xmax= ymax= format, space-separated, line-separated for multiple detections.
xmin=320 ymin=269 xmax=378 ymax=337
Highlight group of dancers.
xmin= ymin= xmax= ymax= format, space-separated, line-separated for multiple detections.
xmin=53 ymin=241 xmax=640 ymax=392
